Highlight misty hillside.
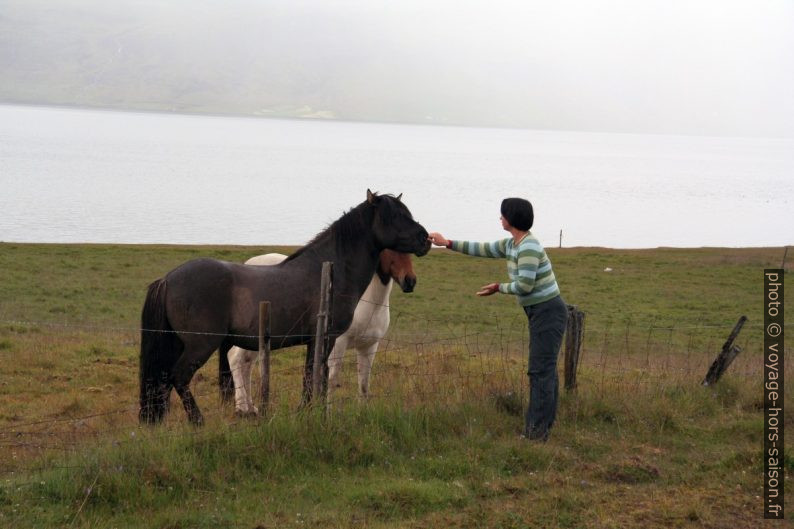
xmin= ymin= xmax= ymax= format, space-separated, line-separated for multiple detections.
xmin=1 ymin=0 xmax=792 ymax=136
xmin=0 ymin=2 xmax=362 ymax=120
xmin=0 ymin=0 xmax=507 ymax=126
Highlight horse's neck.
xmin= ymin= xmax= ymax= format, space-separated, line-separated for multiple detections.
xmin=291 ymin=236 xmax=379 ymax=301
xmin=360 ymin=274 xmax=393 ymax=307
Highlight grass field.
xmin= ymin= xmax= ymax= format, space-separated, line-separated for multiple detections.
xmin=0 ymin=243 xmax=791 ymax=528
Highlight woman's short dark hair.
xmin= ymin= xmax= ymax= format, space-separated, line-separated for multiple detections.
xmin=501 ymin=198 xmax=534 ymax=230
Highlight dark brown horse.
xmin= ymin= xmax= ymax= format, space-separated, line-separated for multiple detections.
xmin=218 ymin=248 xmax=417 ymax=415
xmin=139 ymin=190 xmax=430 ymax=425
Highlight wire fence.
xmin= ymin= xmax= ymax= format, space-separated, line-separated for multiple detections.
xmin=0 ymin=312 xmax=790 ymax=478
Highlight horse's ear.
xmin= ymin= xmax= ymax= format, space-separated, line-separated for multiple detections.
xmin=396 ymin=193 xmax=403 ymax=202
xmin=367 ymin=189 xmax=378 ymax=203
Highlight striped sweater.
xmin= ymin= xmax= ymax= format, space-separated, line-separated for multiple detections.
xmin=450 ymin=233 xmax=560 ymax=307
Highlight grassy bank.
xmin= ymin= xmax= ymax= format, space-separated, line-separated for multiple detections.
xmin=0 ymin=243 xmax=791 ymax=527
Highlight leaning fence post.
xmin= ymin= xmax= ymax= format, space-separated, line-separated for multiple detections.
xmin=564 ymin=305 xmax=585 ymax=391
xmin=258 ymin=301 xmax=271 ymax=411
xmin=312 ymin=262 xmax=333 ymax=402
xmin=702 ymin=315 xmax=747 ymax=386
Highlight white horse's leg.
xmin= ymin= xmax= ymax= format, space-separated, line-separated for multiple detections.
xmin=228 ymin=346 xmax=248 ymax=413
xmin=326 ymin=335 xmax=349 ymax=407
xmin=229 ymin=346 xmax=258 ymax=415
xmin=242 ymin=349 xmax=259 ymax=414
xmin=227 ymin=346 xmax=246 ymax=413
xmin=357 ymin=341 xmax=378 ymax=400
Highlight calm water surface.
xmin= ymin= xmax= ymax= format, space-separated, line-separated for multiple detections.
xmin=1 ymin=105 xmax=791 ymax=248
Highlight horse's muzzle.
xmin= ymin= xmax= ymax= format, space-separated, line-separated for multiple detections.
xmin=400 ymin=276 xmax=416 ymax=293
xmin=414 ymin=238 xmax=432 ymax=257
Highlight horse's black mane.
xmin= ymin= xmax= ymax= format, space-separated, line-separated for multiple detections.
xmin=284 ymin=194 xmax=408 ymax=263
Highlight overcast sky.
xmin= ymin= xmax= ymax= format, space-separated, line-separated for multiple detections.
xmin=2 ymin=0 xmax=792 ymax=136
xmin=305 ymin=0 xmax=794 ymax=136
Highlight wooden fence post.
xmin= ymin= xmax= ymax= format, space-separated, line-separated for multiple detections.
xmin=702 ymin=315 xmax=747 ymax=386
xmin=564 ymin=305 xmax=585 ymax=391
xmin=312 ymin=262 xmax=333 ymax=402
xmin=258 ymin=301 xmax=271 ymax=411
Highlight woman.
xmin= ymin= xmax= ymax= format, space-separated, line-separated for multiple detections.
xmin=428 ymin=197 xmax=567 ymax=442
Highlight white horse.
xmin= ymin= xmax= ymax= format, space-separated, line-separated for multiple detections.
xmin=227 ymin=249 xmax=416 ymax=414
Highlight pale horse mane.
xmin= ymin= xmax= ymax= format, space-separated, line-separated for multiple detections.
xmin=227 ymin=253 xmax=393 ymax=414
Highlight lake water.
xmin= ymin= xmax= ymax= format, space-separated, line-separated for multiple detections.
xmin=1 ymin=104 xmax=791 ymax=248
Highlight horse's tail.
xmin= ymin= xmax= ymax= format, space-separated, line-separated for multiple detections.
xmin=139 ymin=278 xmax=182 ymax=424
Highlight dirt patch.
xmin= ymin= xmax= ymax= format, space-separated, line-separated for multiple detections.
xmin=603 ymin=456 xmax=661 ymax=484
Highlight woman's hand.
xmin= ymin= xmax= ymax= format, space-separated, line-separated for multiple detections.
xmin=476 ymin=283 xmax=500 ymax=296
xmin=428 ymin=232 xmax=449 ymax=247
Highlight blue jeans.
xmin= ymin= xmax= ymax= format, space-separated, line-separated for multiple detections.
xmin=522 ymin=295 xmax=568 ymax=438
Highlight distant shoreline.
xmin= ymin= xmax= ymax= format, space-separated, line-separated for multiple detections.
xmin=4 ymin=100 xmax=792 ymax=141
xmin=0 ymin=241 xmax=790 ymax=253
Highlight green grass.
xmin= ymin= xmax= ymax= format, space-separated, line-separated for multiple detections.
xmin=0 ymin=243 xmax=791 ymax=528
xmin=1 ymin=390 xmax=785 ymax=529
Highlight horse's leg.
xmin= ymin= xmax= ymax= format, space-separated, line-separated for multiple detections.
xmin=228 ymin=346 xmax=253 ymax=415
xmin=357 ymin=341 xmax=378 ymax=400
xmin=301 ymin=337 xmax=336 ymax=405
xmin=160 ymin=381 xmax=173 ymax=415
xmin=326 ymin=335 xmax=348 ymax=407
xmin=240 ymin=349 xmax=258 ymax=415
xmin=170 ymin=342 xmax=217 ymax=426
xmin=218 ymin=341 xmax=234 ymax=403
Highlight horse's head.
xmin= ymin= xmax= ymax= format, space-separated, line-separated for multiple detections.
xmin=376 ymin=249 xmax=416 ymax=293
xmin=367 ymin=190 xmax=431 ymax=257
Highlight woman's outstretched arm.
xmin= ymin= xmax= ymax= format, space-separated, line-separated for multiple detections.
xmin=428 ymin=232 xmax=508 ymax=258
